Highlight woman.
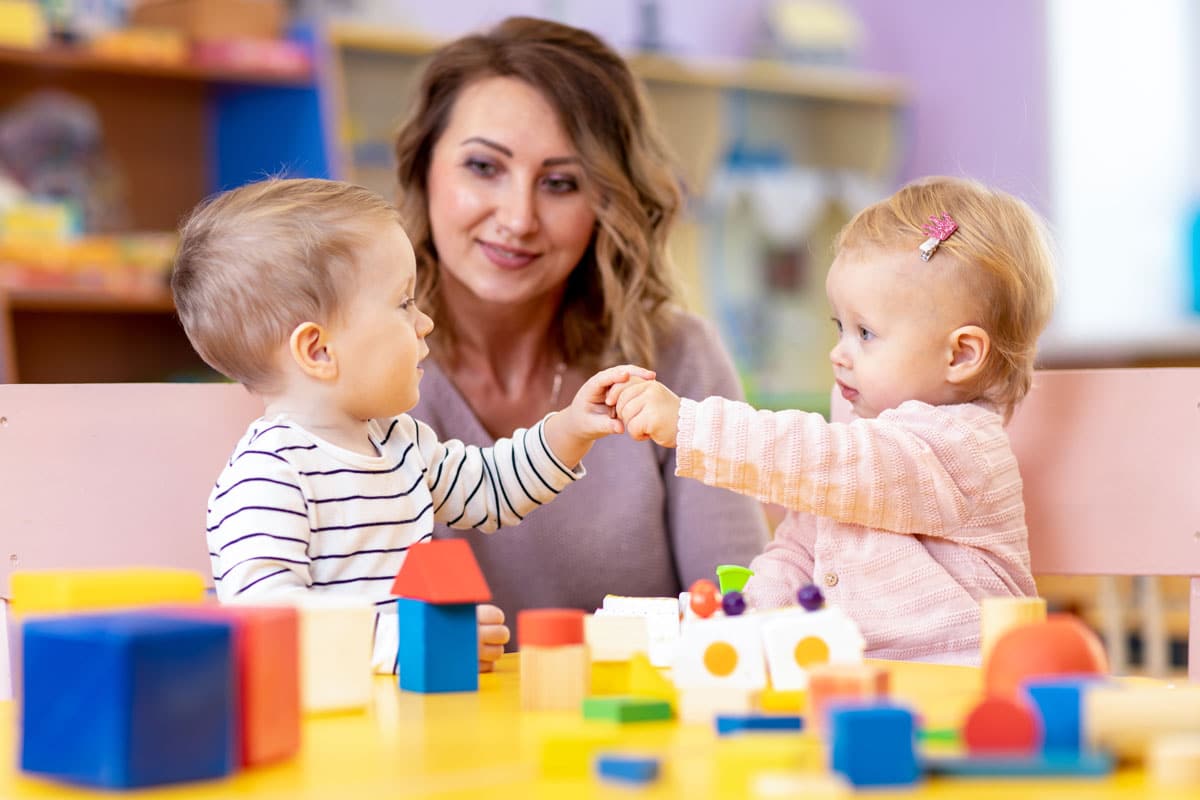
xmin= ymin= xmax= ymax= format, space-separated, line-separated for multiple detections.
xmin=396 ymin=16 xmax=769 ymax=646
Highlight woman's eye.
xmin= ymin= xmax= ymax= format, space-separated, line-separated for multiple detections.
xmin=465 ymin=158 xmax=497 ymax=177
xmin=543 ymin=175 xmax=578 ymax=193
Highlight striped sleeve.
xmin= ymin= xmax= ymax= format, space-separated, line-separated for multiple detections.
xmin=417 ymin=415 xmax=583 ymax=532
xmin=207 ymin=441 xmax=313 ymax=600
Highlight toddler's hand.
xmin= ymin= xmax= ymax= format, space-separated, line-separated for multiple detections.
xmin=607 ymin=378 xmax=681 ymax=448
xmin=566 ymin=364 xmax=657 ymax=439
xmin=478 ymin=603 xmax=509 ymax=673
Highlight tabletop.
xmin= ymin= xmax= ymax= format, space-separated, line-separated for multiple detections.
xmin=1 ymin=655 xmax=1193 ymax=799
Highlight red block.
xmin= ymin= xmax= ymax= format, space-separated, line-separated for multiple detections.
xmin=162 ymin=603 xmax=301 ymax=766
xmin=964 ymin=696 xmax=1040 ymax=755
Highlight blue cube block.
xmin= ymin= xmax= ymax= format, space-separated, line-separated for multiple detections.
xmin=829 ymin=704 xmax=919 ymax=788
xmin=1024 ymin=675 xmax=1106 ymax=755
xmin=21 ymin=612 xmax=236 ymax=789
xmin=395 ymin=599 xmax=477 ymax=693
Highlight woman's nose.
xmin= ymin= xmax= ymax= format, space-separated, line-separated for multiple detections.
xmin=494 ymin=184 xmax=538 ymax=237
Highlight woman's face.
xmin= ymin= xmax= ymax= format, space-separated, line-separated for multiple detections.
xmin=426 ymin=76 xmax=598 ymax=309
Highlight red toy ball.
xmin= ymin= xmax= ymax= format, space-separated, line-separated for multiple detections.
xmin=688 ymin=579 xmax=721 ymax=618
xmin=984 ymin=614 xmax=1108 ymax=700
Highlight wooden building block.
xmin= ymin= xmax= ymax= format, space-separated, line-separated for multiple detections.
xmin=584 ymin=613 xmax=649 ymax=661
xmin=9 ymin=568 xmax=206 ymax=615
xmin=582 ymin=696 xmax=673 ymax=723
xmin=590 ymin=660 xmax=631 ymax=695
xmin=291 ymin=595 xmax=373 ymax=713
xmin=626 ymin=652 xmax=677 ymax=708
xmin=673 ymin=614 xmax=767 ymax=690
xmin=1148 ymin=733 xmax=1200 ymax=787
xmin=521 ymin=644 xmax=589 ymax=712
xmin=396 ymin=599 xmax=478 ymax=694
xmin=807 ymin=663 xmax=888 ymax=735
xmin=963 ymin=696 xmax=1040 ymax=755
xmin=21 ymin=611 xmax=236 ymax=788
xmin=1084 ymin=684 xmax=1200 ymax=762
xmin=980 ymin=596 xmax=1046 ymax=666
xmin=162 ymin=604 xmax=300 ymax=766
xmin=678 ymin=686 xmax=760 ymax=724
xmin=760 ymin=606 xmax=865 ymax=691
xmin=828 ymin=705 xmax=919 ymax=788
xmin=595 ymin=753 xmax=661 ymax=784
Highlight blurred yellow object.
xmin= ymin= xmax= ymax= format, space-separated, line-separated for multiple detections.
xmin=1 ymin=201 xmax=77 ymax=245
xmin=9 ymin=567 xmax=206 ymax=615
xmin=89 ymin=27 xmax=187 ymax=65
xmin=0 ymin=0 xmax=47 ymax=49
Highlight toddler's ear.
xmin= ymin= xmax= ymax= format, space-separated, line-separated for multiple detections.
xmin=946 ymin=324 xmax=990 ymax=385
xmin=289 ymin=322 xmax=338 ymax=380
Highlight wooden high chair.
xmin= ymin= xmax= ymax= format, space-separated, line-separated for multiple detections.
xmin=0 ymin=382 xmax=265 ymax=699
xmin=832 ymin=368 xmax=1200 ymax=681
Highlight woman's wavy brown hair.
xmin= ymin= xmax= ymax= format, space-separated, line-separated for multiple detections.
xmin=394 ymin=16 xmax=682 ymax=369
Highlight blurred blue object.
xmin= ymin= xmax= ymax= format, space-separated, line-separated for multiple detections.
xmin=21 ymin=612 xmax=236 ymax=789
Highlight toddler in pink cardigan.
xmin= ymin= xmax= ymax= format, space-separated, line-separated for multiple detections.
xmin=609 ymin=176 xmax=1056 ymax=664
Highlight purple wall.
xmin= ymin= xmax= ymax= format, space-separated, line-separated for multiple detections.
xmin=392 ymin=0 xmax=1048 ymax=207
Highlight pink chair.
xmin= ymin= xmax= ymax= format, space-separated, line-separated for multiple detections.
xmin=0 ymin=383 xmax=264 ymax=698
xmin=831 ymin=368 xmax=1200 ymax=681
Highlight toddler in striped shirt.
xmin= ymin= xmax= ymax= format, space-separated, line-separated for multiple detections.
xmin=606 ymin=176 xmax=1057 ymax=664
xmin=171 ymin=177 xmax=650 ymax=672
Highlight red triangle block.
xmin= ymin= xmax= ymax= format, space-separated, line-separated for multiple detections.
xmin=390 ymin=539 xmax=492 ymax=604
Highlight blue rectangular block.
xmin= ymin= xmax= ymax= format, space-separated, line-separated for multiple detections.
xmin=21 ymin=612 xmax=236 ymax=789
xmin=395 ymin=599 xmax=478 ymax=693
xmin=596 ymin=753 xmax=660 ymax=784
xmin=716 ymin=713 xmax=804 ymax=735
xmin=829 ymin=704 xmax=919 ymax=788
xmin=1023 ymin=676 xmax=1106 ymax=755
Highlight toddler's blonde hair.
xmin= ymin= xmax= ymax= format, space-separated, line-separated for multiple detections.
xmin=835 ymin=176 xmax=1056 ymax=420
xmin=171 ymin=178 xmax=400 ymax=393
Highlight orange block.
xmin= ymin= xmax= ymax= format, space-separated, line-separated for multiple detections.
xmin=984 ymin=615 xmax=1107 ymax=701
xmin=164 ymin=604 xmax=301 ymax=766
xmin=518 ymin=609 xmax=587 ymax=647
xmin=807 ymin=663 xmax=889 ymax=735
xmin=391 ymin=539 xmax=492 ymax=604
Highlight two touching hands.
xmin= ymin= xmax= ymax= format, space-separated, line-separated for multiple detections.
xmin=545 ymin=365 xmax=682 ymax=461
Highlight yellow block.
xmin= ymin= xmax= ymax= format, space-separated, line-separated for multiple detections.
xmin=761 ymin=688 xmax=807 ymax=714
xmin=10 ymin=568 xmax=207 ymax=615
xmin=590 ymin=660 xmax=631 ymax=696
xmin=627 ymin=652 xmax=678 ymax=708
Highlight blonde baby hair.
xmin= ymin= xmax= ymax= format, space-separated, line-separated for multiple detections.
xmin=834 ymin=176 xmax=1056 ymax=420
xmin=171 ymin=177 xmax=400 ymax=393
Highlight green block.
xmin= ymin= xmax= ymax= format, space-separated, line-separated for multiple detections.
xmin=715 ymin=564 xmax=754 ymax=594
xmin=582 ymin=696 xmax=673 ymax=723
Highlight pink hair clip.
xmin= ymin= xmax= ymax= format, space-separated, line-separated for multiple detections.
xmin=919 ymin=213 xmax=958 ymax=261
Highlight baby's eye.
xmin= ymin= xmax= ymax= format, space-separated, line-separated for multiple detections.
xmin=858 ymin=326 xmax=873 ymax=341
xmin=831 ymin=318 xmax=843 ymax=334
xmin=399 ymin=296 xmax=416 ymax=311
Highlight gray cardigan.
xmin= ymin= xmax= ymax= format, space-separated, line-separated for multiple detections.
xmin=410 ymin=311 xmax=770 ymax=635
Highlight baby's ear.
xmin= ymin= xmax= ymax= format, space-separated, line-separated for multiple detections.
xmin=946 ymin=325 xmax=990 ymax=386
xmin=289 ymin=322 xmax=338 ymax=380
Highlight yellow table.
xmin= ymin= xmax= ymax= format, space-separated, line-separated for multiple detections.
xmin=1 ymin=656 xmax=1192 ymax=798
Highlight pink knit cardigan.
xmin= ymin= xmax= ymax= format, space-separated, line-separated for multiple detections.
xmin=676 ymin=397 xmax=1036 ymax=664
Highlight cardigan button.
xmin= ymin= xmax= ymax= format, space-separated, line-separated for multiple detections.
xmin=822 ymin=572 xmax=839 ymax=588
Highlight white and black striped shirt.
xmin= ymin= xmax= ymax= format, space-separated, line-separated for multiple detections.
xmin=206 ymin=412 xmax=581 ymax=668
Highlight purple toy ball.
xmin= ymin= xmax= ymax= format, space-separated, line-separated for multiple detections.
xmin=797 ymin=584 xmax=824 ymax=611
xmin=721 ymin=591 xmax=746 ymax=616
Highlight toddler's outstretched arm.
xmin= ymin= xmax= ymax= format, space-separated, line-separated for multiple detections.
xmin=607 ymin=378 xmax=682 ymax=447
xmin=544 ymin=364 xmax=656 ymax=466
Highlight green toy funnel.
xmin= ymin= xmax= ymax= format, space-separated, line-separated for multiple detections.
xmin=715 ymin=564 xmax=753 ymax=594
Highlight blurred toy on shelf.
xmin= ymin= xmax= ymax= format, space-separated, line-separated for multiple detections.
xmin=130 ymin=0 xmax=285 ymax=42
xmin=88 ymin=25 xmax=188 ymax=63
xmin=0 ymin=0 xmax=49 ymax=48
xmin=759 ymin=0 xmax=863 ymax=66
xmin=0 ymin=89 xmax=129 ymax=233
